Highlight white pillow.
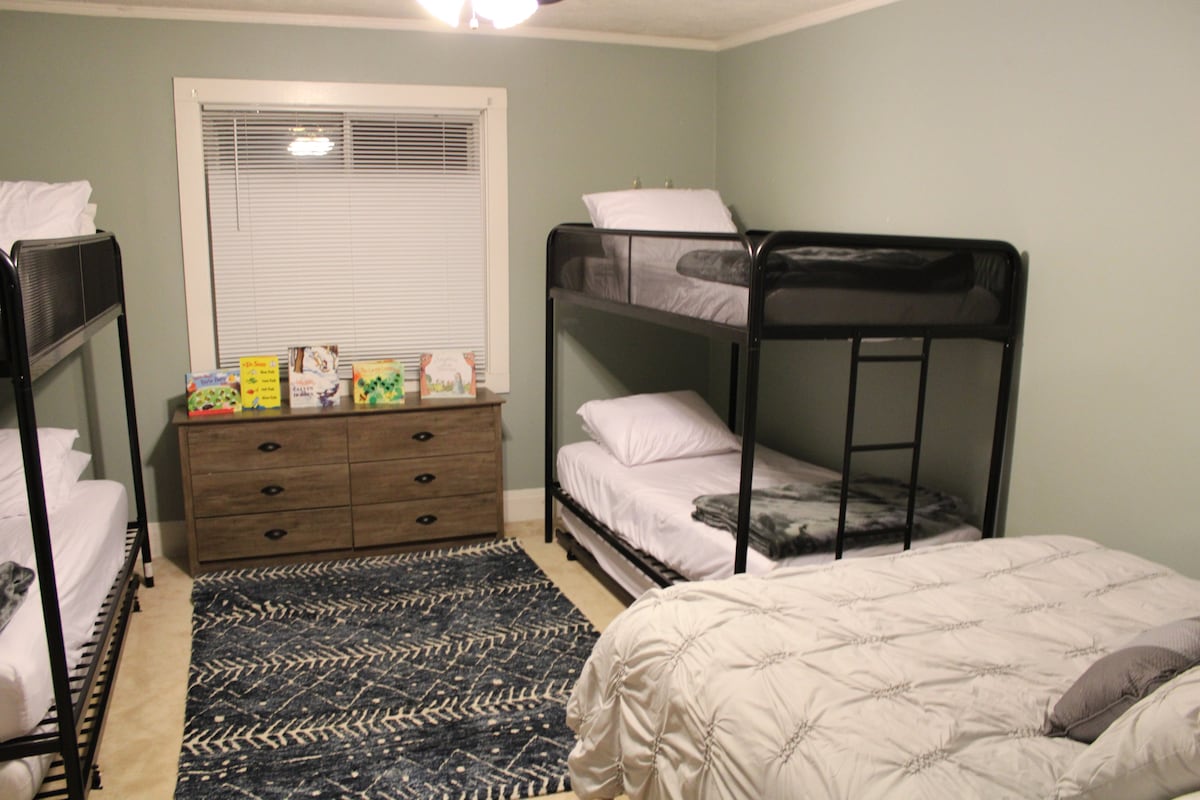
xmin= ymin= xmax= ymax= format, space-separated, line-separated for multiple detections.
xmin=581 ymin=188 xmax=736 ymax=234
xmin=0 ymin=428 xmax=82 ymax=518
xmin=0 ymin=180 xmax=94 ymax=254
xmin=577 ymin=390 xmax=740 ymax=467
xmin=1055 ymin=666 xmax=1200 ymax=800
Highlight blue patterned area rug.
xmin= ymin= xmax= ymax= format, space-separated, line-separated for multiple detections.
xmin=175 ymin=539 xmax=599 ymax=799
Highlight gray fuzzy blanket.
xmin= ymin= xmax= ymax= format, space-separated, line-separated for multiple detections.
xmin=692 ymin=476 xmax=965 ymax=559
xmin=0 ymin=561 xmax=35 ymax=633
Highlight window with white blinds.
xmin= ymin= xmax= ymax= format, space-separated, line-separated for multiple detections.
xmin=174 ymin=79 xmax=510 ymax=393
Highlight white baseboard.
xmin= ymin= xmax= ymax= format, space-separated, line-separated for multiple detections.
xmin=149 ymin=519 xmax=189 ymax=562
xmin=504 ymin=487 xmax=544 ymax=523
xmin=151 ymin=488 xmax=546 ymax=560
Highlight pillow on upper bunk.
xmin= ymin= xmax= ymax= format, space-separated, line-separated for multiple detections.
xmin=577 ymin=390 xmax=740 ymax=467
xmin=0 ymin=180 xmax=94 ymax=255
xmin=0 ymin=428 xmax=86 ymax=518
xmin=582 ymin=188 xmax=737 ymax=234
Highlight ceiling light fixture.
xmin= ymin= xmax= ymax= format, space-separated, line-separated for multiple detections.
xmin=288 ymin=128 xmax=335 ymax=157
xmin=417 ymin=0 xmax=561 ymax=30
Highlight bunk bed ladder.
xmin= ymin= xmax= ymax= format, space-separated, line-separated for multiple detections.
xmin=836 ymin=335 xmax=932 ymax=559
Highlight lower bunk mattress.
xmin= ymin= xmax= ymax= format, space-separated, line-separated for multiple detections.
xmin=556 ymin=441 xmax=979 ymax=597
xmin=567 ymin=534 xmax=1200 ymax=799
xmin=0 ymin=480 xmax=128 ymax=798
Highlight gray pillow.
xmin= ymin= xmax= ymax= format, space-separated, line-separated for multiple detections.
xmin=1046 ymin=617 xmax=1200 ymax=743
xmin=0 ymin=561 xmax=35 ymax=633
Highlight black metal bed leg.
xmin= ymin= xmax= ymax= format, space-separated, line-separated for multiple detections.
xmin=91 ymin=764 xmax=103 ymax=790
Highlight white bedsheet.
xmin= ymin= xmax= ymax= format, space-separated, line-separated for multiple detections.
xmin=567 ymin=535 xmax=1200 ymax=799
xmin=556 ymin=441 xmax=979 ymax=588
xmin=0 ymin=480 xmax=127 ymax=799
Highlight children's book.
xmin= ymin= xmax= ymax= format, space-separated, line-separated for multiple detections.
xmin=186 ymin=369 xmax=242 ymax=416
xmin=419 ymin=350 xmax=476 ymax=399
xmin=288 ymin=345 xmax=341 ymax=408
xmin=353 ymin=359 xmax=405 ymax=406
xmin=239 ymin=355 xmax=282 ymax=410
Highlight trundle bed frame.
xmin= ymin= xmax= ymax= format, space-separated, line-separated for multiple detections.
xmin=0 ymin=232 xmax=151 ymax=798
xmin=545 ymin=224 xmax=1021 ymax=598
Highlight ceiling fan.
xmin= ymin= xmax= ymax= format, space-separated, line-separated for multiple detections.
xmin=418 ymin=0 xmax=564 ymax=29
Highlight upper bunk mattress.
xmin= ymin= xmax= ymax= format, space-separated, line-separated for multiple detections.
xmin=549 ymin=228 xmax=1015 ymax=330
xmin=0 ymin=479 xmax=128 ymax=743
xmin=556 ymin=441 xmax=979 ymax=585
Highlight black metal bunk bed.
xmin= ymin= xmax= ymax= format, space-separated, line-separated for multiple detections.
xmin=0 ymin=232 xmax=151 ymax=798
xmin=545 ymin=224 xmax=1020 ymax=600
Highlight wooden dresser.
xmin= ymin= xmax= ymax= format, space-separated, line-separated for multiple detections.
xmin=173 ymin=389 xmax=504 ymax=574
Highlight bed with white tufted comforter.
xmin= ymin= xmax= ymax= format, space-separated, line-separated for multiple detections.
xmin=566 ymin=535 xmax=1200 ymax=799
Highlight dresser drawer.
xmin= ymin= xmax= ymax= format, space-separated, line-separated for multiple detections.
xmin=353 ymin=493 xmax=499 ymax=548
xmin=195 ymin=507 xmax=353 ymax=562
xmin=347 ymin=407 xmax=496 ymax=462
xmin=192 ymin=464 xmax=350 ymax=518
xmin=350 ymin=453 xmax=497 ymax=505
xmin=188 ymin=418 xmax=347 ymax=473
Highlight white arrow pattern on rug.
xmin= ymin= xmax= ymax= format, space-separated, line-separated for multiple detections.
xmin=187 ymin=618 xmax=594 ymax=685
xmin=176 ymin=539 xmax=597 ymax=800
xmin=191 ymin=574 xmax=554 ymax=633
xmin=181 ymin=680 xmax=576 ymax=755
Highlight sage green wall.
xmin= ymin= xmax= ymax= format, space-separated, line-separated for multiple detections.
xmin=0 ymin=11 xmax=718 ymax=525
xmin=716 ymin=0 xmax=1200 ymax=575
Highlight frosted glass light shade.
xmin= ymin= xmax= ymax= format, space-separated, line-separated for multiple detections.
xmin=417 ymin=0 xmax=465 ymax=27
xmin=417 ymin=0 xmax=540 ymax=29
xmin=473 ymin=0 xmax=538 ymax=28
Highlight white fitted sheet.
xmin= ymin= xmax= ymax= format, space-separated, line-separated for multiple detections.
xmin=0 ymin=480 xmax=128 ymax=743
xmin=556 ymin=441 xmax=979 ymax=588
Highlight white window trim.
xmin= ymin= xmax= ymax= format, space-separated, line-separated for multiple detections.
xmin=173 ymin=76 xmax=510 ymax=393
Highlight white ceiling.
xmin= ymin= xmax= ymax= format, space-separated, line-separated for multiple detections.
xmin=3 ymin=0 xmax=901 ymax=50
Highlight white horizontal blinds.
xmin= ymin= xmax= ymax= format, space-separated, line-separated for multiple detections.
xmin=201 ymin=107 xmax=487 ymax=382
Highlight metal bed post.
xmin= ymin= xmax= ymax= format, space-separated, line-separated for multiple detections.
xmin=113 ymin=239 xmax=153 ymax=587
xmin=732 ymin=238 xmax=767 ymax=575
xmin=545 ymin=269 xmax=556 ymax=544
xmin=0 ymin=259 xmax=87 ymax=798
xmin=982 ymin=335 xmax=1016 ymax=537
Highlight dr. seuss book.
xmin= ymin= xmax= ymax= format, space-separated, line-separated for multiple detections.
xmin=288 ymin=345 xmax=341 ymax=408
xmin=239 ymin=355 xmax=282 ymax=410
xmin=419 ymin=351 xmax=476 ymax=399
xmin=186 ymin=369 xmax=242 ymax=416
xmin=353 ymin=359 xmax=405 ymax=406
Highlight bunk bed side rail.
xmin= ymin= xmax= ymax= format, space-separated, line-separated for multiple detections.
xmin=753 ymin=229 xmax=1022 ymax=336
xmin=1 ymin=233 xmax=123 ymax=381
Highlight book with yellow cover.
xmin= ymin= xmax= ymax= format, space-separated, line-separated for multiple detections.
xmin=353 ymin=359 xmax=405 ymax=406
xmin=239 ymin=355 xmax=282 ymax=410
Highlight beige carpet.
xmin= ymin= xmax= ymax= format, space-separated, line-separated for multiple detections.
xmin=92 ymin=521 xmax=627 ymax=799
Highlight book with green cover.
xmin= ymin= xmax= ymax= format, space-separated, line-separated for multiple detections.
xmin=353 ymin=359 xmax=405 ymax=405
xmin=186 ymin=369 xmax=242 ymax=416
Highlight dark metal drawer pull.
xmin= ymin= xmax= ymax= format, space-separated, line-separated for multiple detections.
xmin=261 ymin=485 xmax=285 ymax=496
xmin=263 ymin=528 xmax=288 ymax=541
xmin=416 ymin=514 xmax=438 ymax=526
xmin=258 ymin=441 xmax=282 ymax=453
xmin=412 ymin=431 xmax=434 ymax=442
xmin=414 ymin=473 xmax=436 ymax=484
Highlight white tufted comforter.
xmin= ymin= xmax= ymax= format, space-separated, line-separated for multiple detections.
xmin=566 ymin=535 xmax=1200 ymax=799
